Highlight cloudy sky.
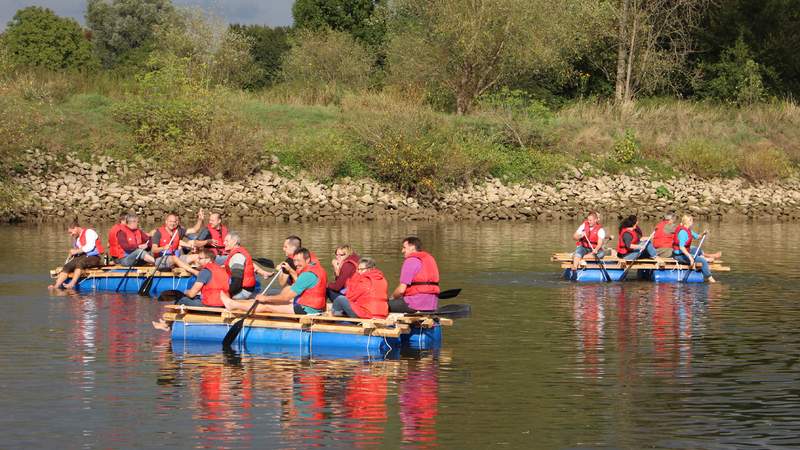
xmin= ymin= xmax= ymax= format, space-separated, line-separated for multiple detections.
xmin=0 ymin=0 xmax=295 ymax=30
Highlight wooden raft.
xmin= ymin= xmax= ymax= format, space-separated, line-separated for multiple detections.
xmin=550 ymin=253 xmax=731 ymax=272
xmin=50 ymin=265 xmax=195 ymax=278
xmin=162 ymin=305 xmax=453 ymax=339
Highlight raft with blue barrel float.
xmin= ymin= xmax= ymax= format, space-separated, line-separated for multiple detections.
xmin=162 ymin=305 xmax=450 ymax=355
xmin=552 ymin=253 xmax=730 ymax=283
xmin=49 ymin=265 xmax=197 ymax=294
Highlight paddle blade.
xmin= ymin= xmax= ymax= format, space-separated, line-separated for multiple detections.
xmin=137 ymin=276 xmax=153 ymax=296
xmin=222 ymin=319 xmax=245 ymax=348
xmin=158 ymin=289 xmax=184 ymax=303
xmin=409 ymin=303 xmax=471 ymax=317
xmin=253 ymin=258 xmax=275 ymax=269
xmin=437 ymin=288 xmax=461 ymax=300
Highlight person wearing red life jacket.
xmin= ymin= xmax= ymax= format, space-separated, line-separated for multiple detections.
xmin=278 ymin=235 xmax=302 ymax=287
xmin=185 ymin=210 xmax=230 ymax=265
xmin=389 ymin=236 xmax=440 ymax=313
xmin=571 ymin=211 xmax=608 ymax=273
xmin=49 ymin=220 xmax=105 ymax=290
xmin=332 ymin=257 xmax=389 ymax=319
xmin=221 ymin=248 xmax=328 ymax=315
xmin=652 ymin=212 xmax=678 ymax=257
xmin=150 ymin=213 xmax=192 ymax=269
xmin=672 ymin=214 xmax=715 ymax=283
xmin=616 ymin=214 xmax=662 ymax=264
xmin=327 ymin=244 xmax=360 ymax=300
xmin=109 ymin=213 xmax=154 ymax=267
xmin=222 ymin=232 xmax=273 ymax=299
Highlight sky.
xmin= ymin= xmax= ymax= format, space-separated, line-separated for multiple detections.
xmin=0 ymin=0 xmax=295 ymax=31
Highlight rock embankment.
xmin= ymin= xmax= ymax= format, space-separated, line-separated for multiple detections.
xmin=4 ymin=151 xmax=800 ymax=223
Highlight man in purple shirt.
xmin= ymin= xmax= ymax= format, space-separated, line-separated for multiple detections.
xmin=389 ymin=237 xmax=440 ymax=313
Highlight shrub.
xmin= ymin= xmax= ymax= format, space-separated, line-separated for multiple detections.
xmin=737 ymin=142 xmax=792 ymax=181
xmin=492 ymin=148 xmax=567 ymax=182
xmin=281 ymin=28 xmax=373 ymax=91
xmin=671 ymin=139 xmax=738 ymax=178
xmin=612 ymin=129 xmax=639 ymax=164
xmin=269 ymin=131 xmax=359 ymax=180
xmin=694 ymin=37 xmax=766 ymax=105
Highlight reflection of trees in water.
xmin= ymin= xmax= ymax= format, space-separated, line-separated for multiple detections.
xmin=156 ymin=348 xmax=448 ymax=448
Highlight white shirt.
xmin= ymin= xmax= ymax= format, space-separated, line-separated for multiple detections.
xmin=75 ymin=228 xmax=99 ymax=254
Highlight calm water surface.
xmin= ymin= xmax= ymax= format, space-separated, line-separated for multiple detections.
xmin=1 ymin=220 xmax=799 ymax=449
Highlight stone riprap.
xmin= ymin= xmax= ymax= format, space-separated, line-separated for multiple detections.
xmin=4 ymin=151 xmax=799 ymax=223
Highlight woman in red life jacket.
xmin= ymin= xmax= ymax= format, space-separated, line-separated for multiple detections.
xmin=221 ymin=248 xmax=328 ymax=315
xmin=571 ymin=211 xmax=608 ymax=272
xmin=49 ymin=220 xmax=105 ymax=290
xmin=389 ymin=237 xmax=440 ymax=313
xmin=110 ymin=213 xmax=155 ymax=267
xmin=672 ymin=214 xmax=716 ymax=283
xmin=327 ymin=244 xmax=360 ymax=301
xmin=332 ymin=257 xmax=389 ymax=319
xmin=616 ymin=214 xmax=662 ymax=263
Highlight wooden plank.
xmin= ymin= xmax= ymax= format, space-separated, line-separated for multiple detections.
xmin=164 ymin=304 xmax=397 ymax=326
xmin=558 ymin=262 xmax=731 ymax=271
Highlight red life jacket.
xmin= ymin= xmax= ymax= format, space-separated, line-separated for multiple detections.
xmin=76 ymin=228 xmax=104 ymax=256
xmin=200 ymin=262 xmax=230 ymax=307
xmin=107 ymin=223 xmax=124 ymax=258
xmin=577 ymin=221 xmax=603 ymax=249
xmin=296 ymin=260 xmax=328 ymax=311
xmin=206 ymin=224 xmax=228 ymax=256
xmin=113 ymin=225 xmax=147 ymax=258
xmin=616 ymin=227 xmax=640 ymax=256
xmin=224 ymin=245 xmax=256 ymax=289
xmin=653 ymin=220 xmax=674 ymax=249
xmin=154 ymin=226 xmax=181 ymax=257
xmin=404 ymin=251 xmax=440 ymax=297
xmin=345 ymin=268 xmax=389 ymax=318
xmin=672 ymin=225 xmax=693 ymax=252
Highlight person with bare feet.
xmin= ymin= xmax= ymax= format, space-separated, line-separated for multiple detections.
xmin=49 ymin=220 xmax=105 ymax=290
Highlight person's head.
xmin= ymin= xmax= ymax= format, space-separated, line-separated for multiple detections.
xmin=292 ymin=247 xmax=311 ymax=271
xmin=68 ymin=219 xmax=82 ymax=237
xmin=619 ymin=214 xmax=638 ymax=232
xmin=402 ymin=236 xmax=422 ymax=257
xmin=663 ymin=212 xmax=675 ymax=223
xmin=197 ymin=248 xmax=216 ymax=265
xmin=209 ymin=212 xmax=222 ymax=228
xmin=586 ymin=211 xmax=600 ymax=226
xmin=681 ymin=214 xmax=694 ymax=228
xmin=224 ymin=232 xmax=240 ymax=251
xmin=118 ymin=212 xmax=127 ymax=224
xmin=283 ymin=235 xmax=302 ymax=257
xmin=334 ymin=244 xmax=353 ymax=262
xmin=124 ymin=213 xmax=139 ymax=230
xmin=164 ymin=213 xmax=179 ymax=230
xmin=357 ymin=257 xmax=376 ymax=273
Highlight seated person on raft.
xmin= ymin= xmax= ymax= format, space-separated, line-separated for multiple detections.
xmin=108 ymin=213 xmax=155 ymax=267
xmin=617 ymin=214 xmax=663 ymax=264
xmin=389 ymin=236 xmax=440 ymax=313
xmin=278 ymin=235 xmax=302 ymax=287
xmin=327 ymin=244 xmax=360 ymax=301
xmin=185 ymin=209 xmax=230 ymax=265
xmin=150 ymin=213 xmax=194 ymax=269
xmin=221 ymin=247 xmax=328 ymax=315
xmin=571 ymin=211 xmax=607 ymax=272
xmin=652 ymin=212 xmax=722 ymax=262
xmin=331 ymin=257 xmax=389 ymax=319
xmin=672 ymin=214 xmax=716 ymax=283
xmin=50 ymin=220 xmax=105 ymax=290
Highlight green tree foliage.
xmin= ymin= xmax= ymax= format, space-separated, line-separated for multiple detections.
xmin=694 ymin=37 xmax=766 ymax=105
xmin=2 ymin=6 xmax=96 ymax=71
xmin=386 ymin=0 xmax=603 ymax=114
xmin=86 ymin=0 xmax=175 ymax=68
xmin=229 ymin=24 xmax=291 ymax=88
xmin=281 ymin=28 xmax=373 ymax=91
xmin=292 ymin=0 xmax=385 ymax=48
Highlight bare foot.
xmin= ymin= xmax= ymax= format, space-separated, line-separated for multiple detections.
xmin=63 ymin=283 xmax=77 ymax=289
xmin=47 ymin=284 xmax=59 ymax=290
xmin=152 ymin=319 xmax=171 ymax=331
xmin=707 ymin=276 xmax=717 ymax=283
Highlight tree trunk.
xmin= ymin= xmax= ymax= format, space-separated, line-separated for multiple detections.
xmin=614 ymin=0 xmax=630 ymax=104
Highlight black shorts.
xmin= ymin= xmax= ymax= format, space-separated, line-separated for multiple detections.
xmin=62 ymin=255 xmax=102 ymax=273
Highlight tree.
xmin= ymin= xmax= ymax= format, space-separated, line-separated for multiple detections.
xmin=229 ymin=24 xmax=291 ymax=88
xmin=86 ymin=0 xmax=175 ymax=68
xmin=610 ymin=0 xmax=711 ymax=104
xmin=386 ymin=0 xmax=602 ymax=114
xmin=2 ymin=6 xmax=96 ymax=70
xmin=292 ymin=0 xmax=385 ymax=48
xmin=281 ymin=28 xmax=373 ymax=90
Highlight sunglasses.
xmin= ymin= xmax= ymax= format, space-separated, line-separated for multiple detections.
xmin=336 ymin=252 xmax=347 ymax=257
xmin=357 ymin=266 xmax=368 ymax=271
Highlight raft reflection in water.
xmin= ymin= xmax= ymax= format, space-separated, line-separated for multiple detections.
xmin=157 ymin=343 xmax=446 ymax=448
xmin=572 ymin=283 xmax=726 ymax=380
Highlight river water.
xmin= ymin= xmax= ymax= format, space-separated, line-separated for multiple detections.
xmin=1 ymin=220 xmax=798 ymax=449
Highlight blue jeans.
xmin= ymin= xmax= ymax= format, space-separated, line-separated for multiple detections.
xmin=575 ymin=246 xmax=605 ymax=259
xmin=674 ymin=248 xmax=711 ymax=277
xmin=332 ymin=295 xmax=358 ymax=317
xmin=115 ymin=249 xmax=149 ymax=267
xmin=232 ymin=288 xmax=253 ymax=300
xmin=623 ymin=241 xmax=658 ymax=260
xmin=175 ymin=296 xmax=203 ymax=306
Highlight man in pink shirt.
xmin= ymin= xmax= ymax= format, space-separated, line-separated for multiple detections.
xmin=389 ymin=237 xmax=440 ymax=313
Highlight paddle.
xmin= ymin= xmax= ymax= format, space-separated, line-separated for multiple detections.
xmin=157 ymin=289 xmax=185 ymax=303
xmin=681 ymin=233 xmax=707 ymax=282
xmin=583 ymin=234 xmax=612 ymax=282
xmin=222 ymin=268 xmax=283 ymax=349
xmin=620 ymin=230 xmax=655 ymax=280
xmin=437 ymin=288 xmax=461 ymax=300
xmin=138 ymin=228 xmax=179 ymax=297
xmin=253 ymin=257 xmax=275 ymax=269
xmin=409 ymin=303 xmax=471 ymax=317
xmin=115 ymin=240 xmax=151 ymax=293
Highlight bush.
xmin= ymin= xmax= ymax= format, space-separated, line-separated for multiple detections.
xmin=694 ymin=37 xmax=766 ymax=105
xmin=492 ymin=148 xmax=567 ymax=182
xmin=612 ymin=129 xmax=639 ymax=163
xmin=230 ymin=24 xmax=291 ymax=88
xmin=269 ymin=131 xmax=361 ymax=180
xmin=671 ymin=139 xmax=738 ymax=178
xmin=737 ymin=142 xmax=792 ymax=181
xmin=281 ymin=28 xmax=374 ymax=91
xmin=2 ymin=6 xmax=96 ymax=71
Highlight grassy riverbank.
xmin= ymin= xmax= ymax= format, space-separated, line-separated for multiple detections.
xmin=2 ymin=71 xmax=798 ymax=194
